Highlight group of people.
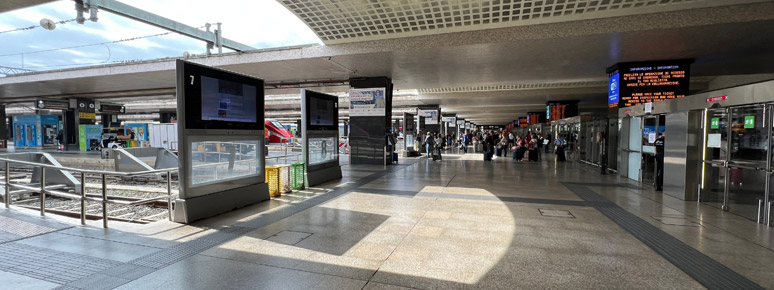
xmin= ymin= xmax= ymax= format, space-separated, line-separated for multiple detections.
xmin=410 ymin=129 xmax=576 ymax=163
xmin=416 ymin=131 xmax=451 ymax=161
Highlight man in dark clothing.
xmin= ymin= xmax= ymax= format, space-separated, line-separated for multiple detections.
xmin=655 ymin=133 xmax=665 ymax=191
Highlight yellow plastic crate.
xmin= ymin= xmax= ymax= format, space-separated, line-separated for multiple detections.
xmin=265 ymin=165 xmax=281 ymax=197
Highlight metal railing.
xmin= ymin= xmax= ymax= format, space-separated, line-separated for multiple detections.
xmin=0 ymin=156 xmax=177 ymax=229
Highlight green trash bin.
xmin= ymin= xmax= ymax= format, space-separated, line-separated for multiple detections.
xmin=291 ymin=162 xmax=305 ymax=190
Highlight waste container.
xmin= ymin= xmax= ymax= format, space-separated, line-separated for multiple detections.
xmin=265 ymin=165 xmax=281 ymax=197
xmin=291 ymin=162 xmax=305 ymax=190
xmin=278 ymin=164 xmax=292 ymax=193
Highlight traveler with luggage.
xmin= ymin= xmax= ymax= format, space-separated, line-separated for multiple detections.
xmin=555 ymin=135 xmax=567 ymax=161
xmin=435 ymin=133 xmax=444 ymax=160
xmin=425 ymin=132 xmax=436 ymax=160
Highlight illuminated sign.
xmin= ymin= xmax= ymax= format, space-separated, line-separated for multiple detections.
xmin=711 ymin=118 xmax=720 ymax=129
xmin=78 ymin=112 xmax=96 ymax=119
xmin=706 ymin=95 xmax=727 ymax=103
xmin=744 ymin=116 xmax=755 ymax=129
xmin=527 ymin=112 xmax=546 ymax=125
xmin=608 ymin=73 xmax=619 ymax=108
xmin=547 ymin=101 xmax=579 ymax=122
xmin=518 ymin=117 xmax=528 ymax=127
xmin=607 ymin=59 xmax=693 ymax=108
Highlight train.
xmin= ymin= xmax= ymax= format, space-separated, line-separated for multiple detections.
xmin=265 ymin=119 xmax=293 ymax=143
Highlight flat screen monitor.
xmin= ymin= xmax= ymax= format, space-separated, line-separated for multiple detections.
xmin=177 ymin=60 xmax=264 ymax=130
xmin=304 ymin=90 xmax=338 ymax=131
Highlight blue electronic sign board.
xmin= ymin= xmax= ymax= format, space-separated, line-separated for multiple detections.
xmin=608 ymin=73 xmax=619 ymax=108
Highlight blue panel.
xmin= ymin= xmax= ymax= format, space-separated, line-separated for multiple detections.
xmin=608 ymin=73 xmax=619 ymax=107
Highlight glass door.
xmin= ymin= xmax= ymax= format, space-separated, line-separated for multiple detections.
xmin=641 ymin=116 xmax=658 ymax=187
xmin=627 ymin=117 xmax=642 ymax=181
xmin=702 ymin=108 xmax=729 ymax=209
xmin=727 ymin=105 xmax=768 ymax=221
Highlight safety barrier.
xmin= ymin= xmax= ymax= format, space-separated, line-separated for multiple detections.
xmin=0 ymin=155 xmax=177 ymax=229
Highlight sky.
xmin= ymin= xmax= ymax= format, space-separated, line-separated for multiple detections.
xmin=0 ymin=0 xmax=321 ymax=72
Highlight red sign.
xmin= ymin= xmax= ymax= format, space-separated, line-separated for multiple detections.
xmin=706 ymin=95 xmax=727 ymax=103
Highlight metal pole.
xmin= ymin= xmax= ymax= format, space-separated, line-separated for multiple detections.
xmin=101 ymin=174 xmax=108 ymax=228
xmin=5 ymin=162 xmax=9 ymax=208
xmin=40 ymin=168 xmax=46 ymax=216
xmin=80 ymin=173 xmax=86 ymax=225
xmin=758 ymin=199 xmax=763 ymax=224
xmin=768 ymin=202 xmax=772 ymax=227
xmin=167 ymin=171 xmax=172 ymax=221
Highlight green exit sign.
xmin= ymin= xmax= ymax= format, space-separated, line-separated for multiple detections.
xmin=711 ymin=118 xmax=719 ymax=129
xmin=744 ymin=115 xmax=755 ymax=129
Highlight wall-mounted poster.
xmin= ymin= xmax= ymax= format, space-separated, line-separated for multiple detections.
xmin=419 ymin=110 xmax=439 ymax=125
xmin=349 ymin=88 xmax=386 ymax=116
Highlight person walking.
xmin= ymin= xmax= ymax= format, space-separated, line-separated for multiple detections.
xmin=555 ymin=135 xmax=567 ymax=161
xmin=655 ymin=132 xmax=665 ymax=191
xmin=435 ymin=133 xmax=444 ymax=161
xmin=461 ymin=131 xmax=469 ymax=153
xmin=425 ymin=132 xmax=435 ymax=160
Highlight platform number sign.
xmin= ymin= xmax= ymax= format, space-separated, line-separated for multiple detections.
xmin=744 ymin=115 xmax=755 ymax=129
xmin=710 ymin=118 xmax=719 ymax=129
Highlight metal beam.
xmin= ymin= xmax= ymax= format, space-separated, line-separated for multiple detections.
xmin=82 ymin=0 xmax=254 ymax=52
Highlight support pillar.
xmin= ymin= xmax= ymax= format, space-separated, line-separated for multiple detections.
xmin=348 ymin=77 xmax=393 ymax=165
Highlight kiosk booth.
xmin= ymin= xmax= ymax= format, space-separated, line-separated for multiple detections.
xmin=301 ymin=89 xmax=342 ymax=186
xmin=13 ymin=115 xmax=59 ymax=148
xmin=173 ymin=60 xmax=269 ymax=223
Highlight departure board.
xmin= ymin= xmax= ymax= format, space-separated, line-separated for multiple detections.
xmin=527 ymin=112 xmax=546 ymax=125
xmin=518 ymin=117 xmax=528 ymax=127
xmin=547 ymin=101 xmax=578 ymax=121
xmin=607 ymin=59 xmax=692 ymax=108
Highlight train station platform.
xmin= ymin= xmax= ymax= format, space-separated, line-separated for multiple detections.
xmin=0 ymin=153 xmax=772 ymax=290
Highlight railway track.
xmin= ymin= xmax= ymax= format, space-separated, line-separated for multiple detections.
xmin=7 ymin=170 xmax=174 ymax=224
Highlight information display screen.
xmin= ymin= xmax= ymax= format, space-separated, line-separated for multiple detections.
xmin=527 ymin=112 xmax=546 ymax=125
xmin=608 ymin=59 xmax=692 ymax=108
xmin=178 ymin=60 xmax=264 ymax=130
xmin=201 ymin=76 xmax=258 ymax=123
xmin=309 ymin=96 xmax=335 ymax=126
xmin=518 ymin=117 xmax=528 ymax=127
xmin=548 ymin=102 xmax=579 ymax=122
xmin=304 ymin=90 xmax=338 ymax=131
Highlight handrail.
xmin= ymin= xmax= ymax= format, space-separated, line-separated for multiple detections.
xmin=0 ymin=154 xmax=178 ymax=229
xmin=0 ymin=156 xmax=177 ymax=177
xmin=0 ymin=149 xmax=303 ymax=228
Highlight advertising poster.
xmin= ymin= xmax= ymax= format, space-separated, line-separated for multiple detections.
xmin=349 ymin=88 xmax=386 ymax=116
xmin=419 ymin=110 xmax=438 ymax=125
xmin=443 ymin=117 xmax=456 ymax=127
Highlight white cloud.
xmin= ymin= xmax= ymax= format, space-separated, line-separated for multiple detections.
xmin=0 ymin=0 xmax=321 ymax=70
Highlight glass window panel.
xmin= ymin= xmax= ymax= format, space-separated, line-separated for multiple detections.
xmin=309 ymin=136 xmax=338 ymax=165
xmin=189 ymin=140 xmax=261 ymax=186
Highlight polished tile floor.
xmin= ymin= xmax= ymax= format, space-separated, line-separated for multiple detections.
xmin=1 ymin=152 xmax=773 ymax=290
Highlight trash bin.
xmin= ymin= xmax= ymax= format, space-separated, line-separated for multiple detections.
xmin=278 ymin=164 xmax=292 ymax=193
xmin=291 ymin=162 xmax=305 ymax=190
xmin=265 ymin=165 xmax=281 ymax=197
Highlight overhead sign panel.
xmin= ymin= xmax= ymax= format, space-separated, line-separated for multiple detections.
xmin=607 ymin=59 xmax=692 ymax=108
xmin=349 ymin=88 xmax=386 ymax=116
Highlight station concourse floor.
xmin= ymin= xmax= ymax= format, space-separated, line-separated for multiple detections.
xmin=1 ymin=152 xmax=773 ymax=290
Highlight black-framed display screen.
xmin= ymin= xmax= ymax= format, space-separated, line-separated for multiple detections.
xmin=304 ymin=90 xmax=338 ymax=131
xmin=179 ymin=61 xmax=265 ymax=130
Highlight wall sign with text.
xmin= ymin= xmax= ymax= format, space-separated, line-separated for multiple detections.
xmin=607 ymin=59 xmax=693 ymax=108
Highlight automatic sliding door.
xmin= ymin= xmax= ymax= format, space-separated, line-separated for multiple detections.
xmin=628 ymin=117 xmax=642 ymax=181
xmin=701 ymin=108 xmax=728 ymax=209
xmin=727 ymin=105 xmax=767 ymax=221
